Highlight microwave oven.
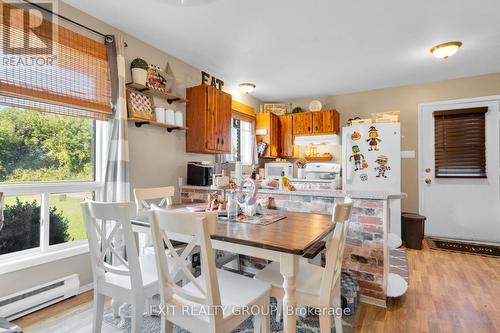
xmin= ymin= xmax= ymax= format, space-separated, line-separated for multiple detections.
xmin=264 ymin=162 xmax=293 ymax=179
xmin=187 ymin=162 xmax=214 ymax=186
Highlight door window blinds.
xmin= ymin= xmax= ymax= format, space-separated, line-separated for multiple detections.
xmin=433 ymin=107 xmax=488 ymax=178
xmin=0 ymin=1 xmax=111 ymax=120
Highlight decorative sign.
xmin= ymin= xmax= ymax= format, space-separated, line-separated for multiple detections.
xmin=201 ymin=71 xmax=224 ymax=89
xmin=260 ymin=103 xmax=288 ymax=115
xmin=126 ymin=89 xmax=155 ymax=121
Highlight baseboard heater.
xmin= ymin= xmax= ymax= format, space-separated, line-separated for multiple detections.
xmin=0 ymin=274 xmax=80 ymax=321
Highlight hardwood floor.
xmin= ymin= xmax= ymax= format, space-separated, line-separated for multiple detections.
xmin=354 ymin=242 xmax=500 ymax=333
xmin=14 ymin=241 xmax=500 ymax=333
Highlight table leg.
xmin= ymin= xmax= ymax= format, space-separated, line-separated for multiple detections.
xmin=280 ymin=253 xmax=298 ymax=333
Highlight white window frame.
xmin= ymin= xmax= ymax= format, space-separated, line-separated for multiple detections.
xmin=231 ymin=117 xmax=255 ymax=165
xmin=0 ymin=120 xmax=108 ymax=274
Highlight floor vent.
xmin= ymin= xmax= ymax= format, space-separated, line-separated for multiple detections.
xmin=0 ymin=274 xmax=80 ymax=320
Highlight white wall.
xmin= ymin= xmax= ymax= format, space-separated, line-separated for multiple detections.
xmin=0 ymin=2 xmax=262 ymax=297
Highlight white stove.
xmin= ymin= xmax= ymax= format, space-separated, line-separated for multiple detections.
xmin=294 ymin=163 xmax=342 ymax=190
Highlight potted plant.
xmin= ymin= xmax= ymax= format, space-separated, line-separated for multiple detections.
xmin=130 ymin=58 xmax=149 ymax=86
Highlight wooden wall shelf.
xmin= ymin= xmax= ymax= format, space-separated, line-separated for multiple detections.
xmin=126 ymin=82 xmax=188 ymax=104
xmin=128 ymin=117 xmax=186 ymax=133
xmin=305 ymin=155 xmax=333 ymax=161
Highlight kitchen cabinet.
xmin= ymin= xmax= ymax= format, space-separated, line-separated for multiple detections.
xmin=293 ymin=109 xmax=339 ymax=136
xmin=292 ymin=112 xmax=313 ymax=135
xmin=312 ymin=109 xmax=340 ymax=134
xmin=279 ymin=114 xmax=297 ymax=158
xmin=186 ymin=84 xmax=232 ymax=154
xmin=256 ymin=112 xmax=280 ymax=158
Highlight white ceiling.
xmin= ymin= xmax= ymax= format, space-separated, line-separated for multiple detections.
xmin=64 ymin=0 xmax=500 ymax=101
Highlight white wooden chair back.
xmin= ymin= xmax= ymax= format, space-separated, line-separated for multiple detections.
xmin=134 ymin=186 xmax=175 ymax=209
xmin=319 ymin=197 xmax=353 ymax=304
xmin=82 ymin=201 xmax=143 ymax=291
xmin=149 ymin=206 xmax=223 ymax=326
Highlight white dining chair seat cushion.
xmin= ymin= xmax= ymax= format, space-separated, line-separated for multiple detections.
xmin=175 ymin=269 xmax=271 ymax=320
xmin=254 ymin=261 xmax=326 ymax=301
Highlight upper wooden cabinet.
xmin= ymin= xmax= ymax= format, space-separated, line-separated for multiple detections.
xmin=186 ymin=85 xmax=232 ymax=154
xmin=292 ymin=112 xmax=313 ymax=135
xmin=312 ymin=109 xmax=340 ymax=134
xmin=279 ymin=114 xmax=295 ymax=158
xmin=293 ymin=109 xmax=339 ymax=136
xmin=256 ymin=112 xmax=280 ymax=158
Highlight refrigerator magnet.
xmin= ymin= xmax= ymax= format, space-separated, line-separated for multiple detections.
xmin=374 ymin=155 xmax=391 ymax=178
xmin=366 ymin=126 xmax=382 ymax=151
xmin=349 ymin=145 xmax=365 ymax=171
xmin=362 ymin=159 xmax=369 ymax=169
xmin=351 ymin=131 xmax=361 ymax=141
xmin=360 ymin=173 xmax=368 ymax=181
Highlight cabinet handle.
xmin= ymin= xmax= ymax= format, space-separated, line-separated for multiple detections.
xmin=217 ymin=138 xmax=220 ymax=144
xmin=221 ymin=138 xmax=224 ymax=145
xmin=308 ymin=127 xmax=311 ymax=131
xmin=315 ymin=126 xmax=318 ymax=130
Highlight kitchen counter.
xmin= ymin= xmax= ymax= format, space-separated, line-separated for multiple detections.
xmin=181 ymin=184 xmax=406 ymax=200
xmin=257 ymin=188 xmax=406 ymax=200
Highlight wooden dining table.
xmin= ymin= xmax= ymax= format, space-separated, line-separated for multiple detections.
xmin=132 ymin=210 xmax=335 ymax=333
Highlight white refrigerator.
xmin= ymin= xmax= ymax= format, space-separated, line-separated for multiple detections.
xmin=342 ymin=123 xmax=402 ymax=237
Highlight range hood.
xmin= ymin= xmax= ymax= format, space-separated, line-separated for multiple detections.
xmin=294 ymin=134 xmax=341 ymax=146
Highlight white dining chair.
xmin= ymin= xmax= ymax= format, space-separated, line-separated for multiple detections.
xmin=149 ymin=206 xmax=272 ymax=333
xmin=82 ymin=200 xmax=183 ymax=333
xmin=134 ymin=186 xmax=187 ymax=255
xmin=254 ymin=197 xmax=353 ymax=333
xmin=135 ymin=186 xmax=241 ymax=271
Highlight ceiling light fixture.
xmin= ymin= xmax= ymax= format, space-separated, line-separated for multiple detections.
xmin=430 ymin=41 xmax=462 ymax=59
xmin=239 ymin=83 xmax=256 ymax=94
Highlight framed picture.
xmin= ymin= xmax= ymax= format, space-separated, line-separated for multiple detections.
xmin=126 ymin=89 xmax=155 ymax=121
xmin=260 ymin=103 xmax=288 ymax=115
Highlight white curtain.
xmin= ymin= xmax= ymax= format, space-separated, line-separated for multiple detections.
xmin=104 ymin=34 xmax=130 ymax=202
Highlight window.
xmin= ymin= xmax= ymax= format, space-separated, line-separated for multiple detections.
xmin=433 ymin=107 xmax=488 ymax=178
xmin=0 ymin=2 xmax=110 ymax=264
xmin=231 ymin=118 xmax=254 ymax=165
xmin=0 ymin=106 xmax=104 ymax=258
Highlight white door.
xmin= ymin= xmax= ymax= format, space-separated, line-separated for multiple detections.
xmin=419 ymin=96 xmax=500 ymax=243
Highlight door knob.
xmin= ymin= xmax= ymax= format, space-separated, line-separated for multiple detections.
xmin=425 ymin=168 xmax=431 ymax=173
xmin=425 ymin=178 xmax=431 ymax=184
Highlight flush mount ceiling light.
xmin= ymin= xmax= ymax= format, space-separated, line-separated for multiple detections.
xmin=430 ymin=41 xmax=463 ymax=59
xmin=239 ymin=83 xmax=256 ymax=94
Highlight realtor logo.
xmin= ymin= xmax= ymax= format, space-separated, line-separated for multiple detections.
xmin=2 ymin=0 xmax=57 ymax=56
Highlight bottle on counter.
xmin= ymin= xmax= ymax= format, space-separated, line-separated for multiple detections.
xmin=251 ymin=168 xmax=257 ymax=180
xmin=226 ymin=191 xmax=238 ymax=220
xmin=279 ymin=171 xmax=287 ymax=191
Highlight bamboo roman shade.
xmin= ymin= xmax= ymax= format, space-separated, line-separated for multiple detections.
xmin=433 ymin=107 xmax=488 ymax=178
xmin=0 ymin=1 xmax=111 ymax=120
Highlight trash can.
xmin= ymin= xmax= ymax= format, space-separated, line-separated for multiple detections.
xmin=401 ymin=212 xmax=426 ymax=250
